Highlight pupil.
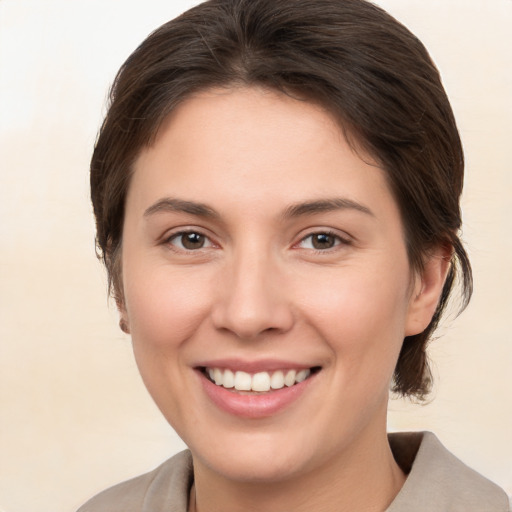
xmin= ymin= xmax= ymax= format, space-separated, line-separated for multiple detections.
xmin=183 ymin=232 xmax=204 ymax=249
xmin=313 ymin=233 xmax=334 ymax=249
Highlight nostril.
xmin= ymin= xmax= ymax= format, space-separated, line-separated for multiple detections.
xmin=210 ymin=271 xmax=294 ymax=339
xmin=211 ymin=307 xmax=294 ymax=340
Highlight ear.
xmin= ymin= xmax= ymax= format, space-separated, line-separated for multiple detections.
xmin=116 ymin=297 xmax=131 ymax=334
xmin=405 ymin=245 xmax=452 ymax=337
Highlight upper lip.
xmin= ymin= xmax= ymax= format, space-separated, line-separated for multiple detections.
xmin=194 ymin=358 xmax=318 ymax=373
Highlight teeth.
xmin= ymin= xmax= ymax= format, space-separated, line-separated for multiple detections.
xmin=252 ymin=372 xmax=271 ymax=392
xmin=206 ymin=367 xmax=312 ymax=391
xmin=234 ymin=371 xmax=252 ymax=391
xmin=223 ymin=369 xmax=235 ymax=388
xmin=213 ymin=368 xmax=223 ymax=385
xmin=270 ymin=371 xmax=285 ymax=390
xmin=284 ymin=369 xmax=296 ymax=387
xmin=296 ymin=369 xmax=309 ymax=382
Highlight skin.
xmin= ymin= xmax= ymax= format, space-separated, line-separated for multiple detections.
xmin=119 ymin=87 xmax=449 ymax=512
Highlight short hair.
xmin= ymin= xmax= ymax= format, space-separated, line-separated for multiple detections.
xmin=90 ymin=0 xmax=472 ymax=400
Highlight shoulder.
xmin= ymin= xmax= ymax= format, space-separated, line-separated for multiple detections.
xmin=388 ymin=432 xmax=510 ymax=512
xmin=77 ymin=450 xmax=193 ymax=512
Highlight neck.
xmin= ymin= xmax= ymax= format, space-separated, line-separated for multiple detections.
xmin=190 ymin=428 xmax=405 ymax=512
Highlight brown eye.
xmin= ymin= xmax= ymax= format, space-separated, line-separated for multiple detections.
xmin=311 ymin=233 xmax=337 ymax=249
xmin=298 ymin=232 xmax=345 ymax=251
xmin=169 ymin=231 xmax=211 ymax=250
xmin=182 ymin=232 xmax=205 ymax=249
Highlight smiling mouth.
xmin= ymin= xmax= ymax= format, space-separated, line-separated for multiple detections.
xmin=201 ymin=367 xmax=321 ymax=393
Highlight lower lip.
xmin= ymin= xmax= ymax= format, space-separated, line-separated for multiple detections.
xmin=198 ymin=370 xmax=317 ymax=419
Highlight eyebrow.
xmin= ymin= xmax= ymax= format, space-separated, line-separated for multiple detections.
xmin=143 ymin=196 xmax=374 ymax=221
xmin=144 ymin=198 xmax=220 ymax=219
xmin=281 ymin=198 xmax=374 ymax=219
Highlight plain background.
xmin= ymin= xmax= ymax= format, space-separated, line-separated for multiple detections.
xmin=0 ymin=1 xmax=510 ymax=511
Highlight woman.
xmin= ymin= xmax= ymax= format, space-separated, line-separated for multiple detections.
xmin=79 ymin=0 xmax=510 ymax=510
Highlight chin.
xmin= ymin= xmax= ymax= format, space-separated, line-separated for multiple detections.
xmin=188 ymin=428 xmax=326 ymax=484
xmin=199 ymin=450 xmax=307 ymax=484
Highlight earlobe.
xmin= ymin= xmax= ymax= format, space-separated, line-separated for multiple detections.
xmin=119 ymin=316 xmax=131 ymax=334
xmin=405 ymin=246 xmax=452 ymax=336
xmin=116 ymin=298 xmax=131 ymax=334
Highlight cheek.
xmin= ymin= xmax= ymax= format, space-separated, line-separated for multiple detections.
xmin=298 ymin=265 xmax=410 ymax=376
xmin=121 ymin=263 xmax=215 ymax=432
xmin=123 ymin=262 xmax=214 ymax=348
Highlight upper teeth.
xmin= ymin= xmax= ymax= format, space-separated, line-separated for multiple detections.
xmin=207 ymin=368 xmax=311 ymax=392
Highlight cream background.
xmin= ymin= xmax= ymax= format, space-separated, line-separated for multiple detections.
xmin=0 ymin=1 xmax=510 ymax=511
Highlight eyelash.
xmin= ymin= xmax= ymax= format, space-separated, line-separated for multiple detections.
xmin=164 ymin=229 xmax=351 ymax=254
xmin=165 ymin=230 xmax=215 ymax=252
xmin=296 ymin=230 xmax=351 ymax=253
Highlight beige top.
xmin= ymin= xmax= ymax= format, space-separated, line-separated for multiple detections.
xmin=77 ymin=432 xmax=510 ymax=512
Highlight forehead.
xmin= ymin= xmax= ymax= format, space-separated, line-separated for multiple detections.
xmin=128 ymin=86 xmax=395 ymax=220
xmin=153 ymin=86 xmax=347 ymax=153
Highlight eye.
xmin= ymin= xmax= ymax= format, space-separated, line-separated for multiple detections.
xmin=167 ymin=231 xmax=214 ymax=251
xmin=298 ymin=231 xmax=347 ymax=250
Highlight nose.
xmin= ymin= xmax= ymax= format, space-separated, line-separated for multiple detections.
xmin=211 ymin=249 xmax=294 ymax=340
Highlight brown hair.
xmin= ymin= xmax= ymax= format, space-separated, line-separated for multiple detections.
xmin=91 ymin=0 xmax=472 ymax=399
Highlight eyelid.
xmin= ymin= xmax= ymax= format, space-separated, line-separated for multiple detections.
xmin=163 ymin=227 xmax=218 ymax=251
xmin=294 ymin=228 xmax=353 ymax=251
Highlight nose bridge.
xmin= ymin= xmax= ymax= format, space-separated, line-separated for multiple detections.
xmin=212 ymin=239 xmax=293 ymax=339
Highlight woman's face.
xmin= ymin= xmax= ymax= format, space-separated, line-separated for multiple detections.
xmin=120 ymin=87 xmax=433 ymax=483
